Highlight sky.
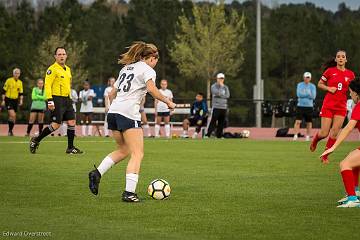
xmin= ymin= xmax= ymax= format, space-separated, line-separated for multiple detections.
xmin=226 ymin=0 xmax=360 ymax=12
xmin=23 ymin=0 xmax=360 ymax=12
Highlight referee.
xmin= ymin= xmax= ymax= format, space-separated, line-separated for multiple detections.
xmin=30 ymin=47 xmax=82 ymax=154
xmin=1 ymin=68 xmax=23 ymax=136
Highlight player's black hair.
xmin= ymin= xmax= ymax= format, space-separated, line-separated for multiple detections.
xmin=322 ymin=49 xmax=347 ymax=70
xmin=349 ymin=78 xmax=360 ymax=95
xmin=197 ymin=92 xmax=204 ymax=97
xmin=83 ymin=79 xmax=90 ymax=84
xmin=54 ymin=47 xmax=66 ymax=55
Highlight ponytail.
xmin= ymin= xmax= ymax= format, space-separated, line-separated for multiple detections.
xmin=118 ymin=41 xmax=159 ymax=65
xmin=322 ymin=57 xmax=337 ymax=71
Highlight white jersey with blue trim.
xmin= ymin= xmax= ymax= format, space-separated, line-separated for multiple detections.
xmin=109 ymin=61 xmax=156 ymax=121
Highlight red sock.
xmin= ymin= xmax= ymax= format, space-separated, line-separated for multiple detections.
xmin=326 ymin=137 xmax=336 ymax=150
xmin=353 ymin=167 xmax=360 ymax=188
xmin=341 ymin=170 xmax=356 ymax=196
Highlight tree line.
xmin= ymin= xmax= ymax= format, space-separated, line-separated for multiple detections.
xmin=0 ymin=0 xmax=359 ymax=125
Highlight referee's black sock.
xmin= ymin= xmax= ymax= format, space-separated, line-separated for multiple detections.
xmin=27 ymin=123 xmax=33 ymax=134
xmin=36 ymin=125 xmax=55 ymax=142
xmin=67 ymin=125 xmax=75 ymax=149
xmin=38 ymin=123 xmax=44 ymax=133
xmin=8 ymin=120 xmax=14 ymax=132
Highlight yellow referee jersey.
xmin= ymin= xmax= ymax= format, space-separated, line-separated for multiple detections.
xmin=3 ymin=77 xmax=23 ymax=99
xmin=44 ymin=62 xmax=72 ymax=99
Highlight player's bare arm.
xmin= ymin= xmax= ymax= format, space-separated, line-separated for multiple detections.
xmin=318 ymin=79 xmax=336 ymax=93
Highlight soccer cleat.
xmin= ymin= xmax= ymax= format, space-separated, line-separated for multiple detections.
xmin=29 ymin=137 xmax=39 ymax=154
xmin=337 ymin=197 xmax=360 ymax=208
xmin=88 ymin=165 xmax=101 ymax=195
xmin=192 ymin=132 xmax=198 ymax=139
xmin=122 ymin=191 xmax=140 ymax=202
xmin=66 ymin=147 xmax=83 ymax=154
xmin=321 ymin=154 xmax=329 ymax=164
xmin=305 ymin=136 xmax=310 ymax=142
xmin=8 ymin=131 xmax=14 ymax=136
xmin=293 ymin=134 xmax=298 ymax=141
xmin=337 ymin=191 xmax=360 ymax=204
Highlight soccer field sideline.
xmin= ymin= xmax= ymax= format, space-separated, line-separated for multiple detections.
xmin=1 ymin=137 xmax=359 ymax=240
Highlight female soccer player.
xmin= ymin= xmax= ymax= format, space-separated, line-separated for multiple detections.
xmin=320 ymin=78 xmax=360 ymax=208
xmin=154 ymin=79 xmax=173 ymax=138
xmin=140 ymin=96 xmax=151 ymax=137
xmin=310 ymin=50 xmax=355 ymax=163
xmin=79 ymin=80 xmax=96 ymax=136
xmin=88 ymin=41 xmax=176 ymax=202
xmin=26 ymin=79 xmax=46 ymax=136
xmin=103 ymin=77 xmax=115 ymax=137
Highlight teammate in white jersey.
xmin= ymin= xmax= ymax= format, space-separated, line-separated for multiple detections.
xmin=103 ymin=77 xmax=115 ymax=137
xmin=79 ymin=80 xmax=96 ymax=136
xmin=140 ymin=95 xmax=151 ymax=137
xmin=59 ymin=88 xmax=78 ymax=136
xmin=88 ymin=41 xmax=176 ymax=202
xmin=154 ymin=79 xmax=173 ymax=138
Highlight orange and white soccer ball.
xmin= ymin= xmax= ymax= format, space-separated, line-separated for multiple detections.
xmin=148 ymin=179 xmax=171 ymax=200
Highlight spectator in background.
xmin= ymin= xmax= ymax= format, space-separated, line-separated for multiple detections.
xmin=103 ymin=77 xmax=115 ymax=137
xmin=58 ymin=88 xmax=79 ymax=136
xmin=79 ymin=80 xmax=96 ymax=136
xmin=293 ymin=72 xmax=316 ymax=141
xmin=1 ymin=68 xmax=23 ymax=136
xmin=154 ymin=79 xmax=173 ymax=138
xmin=26 ymin=78 xmax=46 ymax=136
xmin=140 ymin=96 xmax=151 ymax=137
xmin=206 ymin=73 xmax=230 ymax=138
xmin=181 ymin=92 xmax=208 ymax=138
xmin=347 ymin=98 xmax=354 ymax=122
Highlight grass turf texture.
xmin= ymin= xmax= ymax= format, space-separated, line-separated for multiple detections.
xmin=0 ymin=137 xmax=359 ymax=240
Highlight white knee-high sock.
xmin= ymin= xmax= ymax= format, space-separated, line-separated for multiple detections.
xmin=155 ymin=124 xmax=160 ymax=137
xmin=104 ymin=121 xmax=109 ymax=136
xmin=143 ymin=124 xmax=150 ymax=137
xmin=81 ymin=125 xmax=86 ymax=136
xmin=165 ymin=124 xmax=171 ymax=138
xmin=125 ymin=173 xmax=139 ymax=193
xmin=60 ymin=123 xmax=67 ymax=136
xmin=88 ymin=125 xmax=93 ymax=136
xmin=97 ymin=156 xmax=115 ymax=176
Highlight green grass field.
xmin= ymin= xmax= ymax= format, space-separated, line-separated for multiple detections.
xmin=0 ymin=137 xmax=359 ymax=240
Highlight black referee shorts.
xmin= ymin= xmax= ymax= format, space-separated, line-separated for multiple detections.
xmin=50 ymin=96 xmax=75 ymax=124
xmin=295 ymin=106 xmax=313 ymax=123
xmin=5 ymin=97 xmax=18 ymax=112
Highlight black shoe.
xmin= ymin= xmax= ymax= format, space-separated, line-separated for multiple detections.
xmin=66 ymin=147 xmax=83 ymax=154
xmin=8 ymin=131 xmax=14 ymax=136
xmin=29 ymin=137 xmax=39 ymax=154
xmin=88 ymin=165 xmax=101 ymax=195
xmin=25 ymin=133 xmax=30 ymax=137
xmin=122 ymin=191 xmax=140 ymax=202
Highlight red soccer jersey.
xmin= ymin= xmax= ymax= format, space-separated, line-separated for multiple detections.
xmin=351 ymin=102 xmax=360 ymax=132
xmin=321 ymin=67 xmax=355 ymax=111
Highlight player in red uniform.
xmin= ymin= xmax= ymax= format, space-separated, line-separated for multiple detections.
xmin=320 ymin=78 xmax=360 ymax=207
xmin=310 ymin=50 xmax=355 ymax=163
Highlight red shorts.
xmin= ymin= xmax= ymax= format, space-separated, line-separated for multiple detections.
xmin=319 ymin=106 xmax=347 ymax=118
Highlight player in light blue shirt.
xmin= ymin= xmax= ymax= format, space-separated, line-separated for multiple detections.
xmin=293 ymin=72 xmax=316 ymax=141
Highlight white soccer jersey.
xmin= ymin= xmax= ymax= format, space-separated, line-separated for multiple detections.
xmin=156 ymin=89 xmax=173 ymax=113
xmin=104 ymin=86 xmax=112 ymax=97
xmin=70 ymin=89 xmax=78 ymax=112
xmin=79 ymin=89 xmax=96 ymax=113
xmin=108 ymin=61 xmax=156 ymax=121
